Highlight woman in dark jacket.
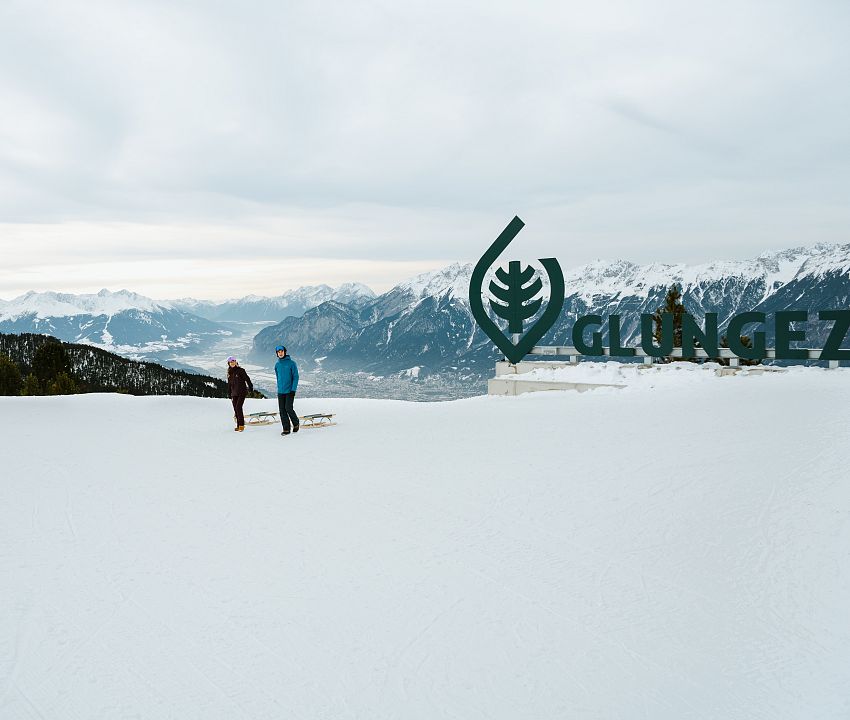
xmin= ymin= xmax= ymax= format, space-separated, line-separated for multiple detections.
xmin=227 ymin=356 xmax=253 ymax=432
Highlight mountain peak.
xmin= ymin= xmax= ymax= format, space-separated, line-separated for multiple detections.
xmin=334 ymin=281 xmax=375 ymax=297
xmin=396 ymin=262 xmax=473 ymax=300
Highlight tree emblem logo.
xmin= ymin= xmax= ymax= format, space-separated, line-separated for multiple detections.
xmin=469 ymin=216 xmax=566 ymax=364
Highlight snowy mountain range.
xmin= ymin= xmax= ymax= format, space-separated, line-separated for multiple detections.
xmin=252 ymin=244 xmax=850 ymax=375
xmin=171 ymin=282 xmax=375 ymax=322
xmin=0 ymin=290 xmax=225 ymax=353
xmin=3 ymin=244 xmax=848 ymax=376
xmin=544 ymin=243 xmax=850 ymax=351
xmin=0 ymin=284 xmax=377 ymax=356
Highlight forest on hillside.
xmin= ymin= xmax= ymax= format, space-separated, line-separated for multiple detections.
xmin=0 ymin=333 xmax=229 ymax=397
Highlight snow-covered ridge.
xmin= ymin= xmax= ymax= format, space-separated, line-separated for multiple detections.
xmin=393 ymin=243 xmax=850 ymax=305
xmin=333 ymin=282 xmax=377 ymax=303
xmin=560 ymin=243 xmax=850 ymax=301
xmin=793 ymin=245 xmax=850 ymax=279
xmin=0 ymin=289 xmax=172 ymax=320
xmin=173 ymin=282 xmax=376 ymax=309
xmin=0 ymin=284 xmax=378 ymax=323
xmin=393 ymin=262 xmax=474 ymax=299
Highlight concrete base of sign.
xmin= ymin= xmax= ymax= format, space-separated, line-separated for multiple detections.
xmin=488 ymin=361 xmax=627 ymax=396
xmin=487 ymin=377 xmax=627 ymax=396
xmin=713 ymin=365 xmax=787 ymax=377
xmin=488 ymin=360 xmax=789 ymax=396
xmin=494 ymin=361 xmax=575 ymax=376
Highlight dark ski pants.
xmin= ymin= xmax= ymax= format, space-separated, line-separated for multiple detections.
xmin=278 ymin=391 xmax=299 ymax=432
xmin=231 ymin=394 xmax=246 ymax=427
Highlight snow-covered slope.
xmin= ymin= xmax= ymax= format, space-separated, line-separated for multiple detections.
xmin=2 ymin=369 xmax=849 ymax=718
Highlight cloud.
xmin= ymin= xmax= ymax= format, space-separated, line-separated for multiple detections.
xmin=1 ymin=0 xmax=849 ymax=298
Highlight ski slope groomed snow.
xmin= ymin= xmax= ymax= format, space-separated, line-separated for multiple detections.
xmin=2 ymin=366 xmax=849 ymax=719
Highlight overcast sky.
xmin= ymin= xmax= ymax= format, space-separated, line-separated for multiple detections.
xmin=1 ymin=0 xmax=848 ymax=299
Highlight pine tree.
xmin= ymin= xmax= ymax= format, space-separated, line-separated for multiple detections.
xmin=718 ymin=335 xmax=761 ymax=366
xmin=22 ymin=373 xmax=42 ymax=396
xmin=32 ymin=342 xmax=71 ymax=385
xmin=46 ymin=372 xmax=78 ymax=395
xmin=0 ymin=353 xmax=22 ymax=395
xmin=652 ymin=284 xmax=686 ymax=357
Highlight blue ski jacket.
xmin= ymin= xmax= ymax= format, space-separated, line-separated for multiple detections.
xmin=275 ymin=355 xmax=299 ymax=394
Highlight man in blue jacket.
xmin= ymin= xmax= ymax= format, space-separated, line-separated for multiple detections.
xmin=274 ymin=345 xmax=299 ymax=435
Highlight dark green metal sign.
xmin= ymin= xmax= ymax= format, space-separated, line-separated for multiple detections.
xmin=469 ymin=216 xmax=565 ymax=364
xmin=471 ymin=217 xmax=850 ymax=364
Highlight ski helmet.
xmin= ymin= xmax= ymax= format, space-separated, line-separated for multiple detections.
xmin=275 ymin=345 xmax=285 ymax=353
xmin=226 ymin=356 xmax=237 ymax=363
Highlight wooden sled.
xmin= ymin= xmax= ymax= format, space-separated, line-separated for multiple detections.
xmin=245 ymin=411 xmax=279 ymax=426
xmin=242 ymin=412 xmax=336 ymax=428
xmin=299 ymin=413 xmax=336 ymax=428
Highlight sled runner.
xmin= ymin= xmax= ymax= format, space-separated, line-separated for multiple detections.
xmin=243 ymin=411 xmax=336 ymax=428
